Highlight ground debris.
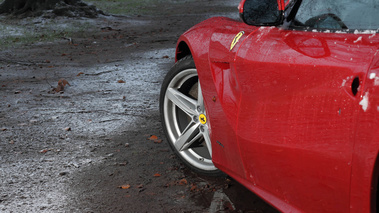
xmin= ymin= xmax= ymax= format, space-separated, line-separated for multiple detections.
xmin=59 ymin=171 xmax=69 ymax=176
xmin=84 ymin=70 xmax=113 ymax=76
xmin=118 ymin=184 xmax=131 ymax=189
xmin=178 ymin=178 xmax=188 ymax=185
xmin=0 ymin=1 xmax=278 ymax=212
xmin=40 ymin=149 xmax=48 ymax=153
xmin=148 ymin=135 xmax=163 ymax=143
xmin=51 ymin=78 xmax=70 ymax=93
xmin=118 ymin=162 xmax=128 ymax=166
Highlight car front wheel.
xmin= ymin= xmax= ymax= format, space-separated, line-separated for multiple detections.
xmin=160 ymin=56 xmax=222 ymax=176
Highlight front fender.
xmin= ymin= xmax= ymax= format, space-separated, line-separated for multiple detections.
xmin=174 ymin=17 xmax=256 ymax=180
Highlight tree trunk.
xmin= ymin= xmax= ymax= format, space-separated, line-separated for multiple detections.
xmin=0 ymin=0 xmax=102 ymax=17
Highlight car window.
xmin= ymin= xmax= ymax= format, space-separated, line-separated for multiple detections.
xmin=290 ymin=0 xmax=379 ymax=31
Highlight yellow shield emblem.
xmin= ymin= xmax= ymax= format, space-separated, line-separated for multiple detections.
xmin=199 ymin=114 xmax=207 ymax=125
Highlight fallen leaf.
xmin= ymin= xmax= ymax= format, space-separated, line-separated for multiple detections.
xmin=148 ymin=135 xmax=163 ymax=144
xmin=77 ymin=72 xmax=84 ymax=76
xmin=148 ymin=135 xmax=158 ymax=140
xmin=153 ymin=173 xmax=161 ymax=177
xmin=162 ymin=55 xmax=169 ymax=59
xmin=117 ymin=80 xmax=126 ymax=83
xmin=179 ymin=178 xmax=188 ymax=185
xmin=190 ymin=184 xmax=197 ymax=191
xmin=59 ymin=79 xmax=70 ymax=86
xmin=53 ymin=79 xmax=70 ymax=93
xmin=119 ymin=184 xmax=131 ymax=189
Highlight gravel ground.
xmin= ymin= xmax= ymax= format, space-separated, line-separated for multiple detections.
xmin=0 ymin=1 xmax=278 ymax=212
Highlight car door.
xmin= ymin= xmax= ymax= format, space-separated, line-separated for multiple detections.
xmin=233 ymin=26 xmax=378 ymax=212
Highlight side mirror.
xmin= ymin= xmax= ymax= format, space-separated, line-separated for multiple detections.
xmin=238 ymin=0 xmax=285 ymax=26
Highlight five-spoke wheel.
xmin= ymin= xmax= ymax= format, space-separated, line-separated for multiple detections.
xmin=160 ymin=56 xmax=221 ymax=175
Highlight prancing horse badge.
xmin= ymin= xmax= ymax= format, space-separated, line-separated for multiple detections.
xmin=230 ymin=31 xmax=244 ymax=51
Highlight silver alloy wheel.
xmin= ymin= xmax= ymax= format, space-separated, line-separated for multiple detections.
xmin=163 ymin=68 xmax=217 ymax=171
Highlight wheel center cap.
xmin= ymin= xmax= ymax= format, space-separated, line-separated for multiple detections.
xmin=199 ymin=114 xmax=207 ymax=125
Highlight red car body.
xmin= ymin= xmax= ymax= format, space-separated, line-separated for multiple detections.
xmin=173 ymin=1 xmax=379 ymax=212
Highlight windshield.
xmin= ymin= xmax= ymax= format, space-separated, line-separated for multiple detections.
xmin=290 ymin=0 xmax=379 ymax=31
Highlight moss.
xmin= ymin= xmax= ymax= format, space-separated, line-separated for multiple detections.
xmin=0 ymin=20 xmax=95 ymax=49
xmin=85 ymin=0 xmax=187 ymax=15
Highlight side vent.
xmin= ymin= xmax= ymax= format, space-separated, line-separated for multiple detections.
xmin=351 ymin=77 xmax=360 ymax=96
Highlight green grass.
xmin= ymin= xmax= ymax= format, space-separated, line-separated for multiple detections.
xmin=86 ymin=0 xmax=154 ymax=15
xmin=0 ymin=0 xmax=159 ymax=48
xmin=0 ymin=20 xmax=95 ymax=49
xmin=0 ymin=0 xmax=189 ymax=48
xmin=85 ymin=0 xmax=184 ymax=15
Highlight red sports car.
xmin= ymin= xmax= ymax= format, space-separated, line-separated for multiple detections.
xmin=159 ymin=0 xmax=379 ymax=212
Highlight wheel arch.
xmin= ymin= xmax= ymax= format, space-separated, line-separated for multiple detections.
xmin=176 ymin=41 xmax=192 ymax=62
xmin=175 ymin=17 xmax=228 ymax=65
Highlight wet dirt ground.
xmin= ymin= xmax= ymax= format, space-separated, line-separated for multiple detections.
xmin=0 ymin=0 xmax=279 ymax=212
